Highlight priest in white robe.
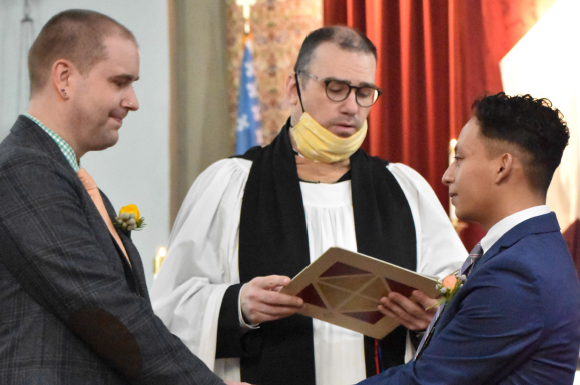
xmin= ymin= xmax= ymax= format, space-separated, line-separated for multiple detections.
xmin=151 ymin=26 xmax=466 ymax=385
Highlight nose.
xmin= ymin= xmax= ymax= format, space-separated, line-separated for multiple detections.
xmin=122 ymin=87 xmax=139 ymax=111
xmin=340 ymin=90 xmax=360 ymax=115
xmin=442 ymin=162 xmax=455 ymax=185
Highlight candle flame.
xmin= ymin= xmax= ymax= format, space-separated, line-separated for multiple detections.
xmin=154 ymin=247 xmax=167 ymax=277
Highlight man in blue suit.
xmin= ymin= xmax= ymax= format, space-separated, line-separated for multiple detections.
xmin=358 ymin=93 xmax=580 ymax=384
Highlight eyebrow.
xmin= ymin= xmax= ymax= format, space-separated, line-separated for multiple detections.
xmin=111 ymin=74 xmax=139 ymax=82
xmin=454 ymin=145 xmax=460 ymax=155
xmin=323 ymin=76 xmax=377 ymax=88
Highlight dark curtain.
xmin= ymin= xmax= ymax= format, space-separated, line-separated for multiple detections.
xmin=563 ymin=220 xmax=580 ymax=280
xmin=324 ymin=0 xmax=543 ymax=250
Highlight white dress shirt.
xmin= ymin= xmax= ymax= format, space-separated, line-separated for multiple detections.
xmin=480 ymin=205 xmax=551 ymax=254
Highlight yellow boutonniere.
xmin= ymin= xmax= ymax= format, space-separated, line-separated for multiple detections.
xmin=114 ymin=204 xmax=146 ymax=234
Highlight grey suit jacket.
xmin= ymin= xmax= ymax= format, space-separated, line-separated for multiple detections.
xmin=0 ymin=116 xmax=224 ymax=384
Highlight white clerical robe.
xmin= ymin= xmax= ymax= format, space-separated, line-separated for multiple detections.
xmin=151 ymin=158 xmax=466 ymax=384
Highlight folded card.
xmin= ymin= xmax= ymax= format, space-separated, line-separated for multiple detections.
xmin=280 ymin=247 xmax=440 ymax=339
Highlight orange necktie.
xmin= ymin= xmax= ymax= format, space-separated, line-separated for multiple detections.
xmin=77 ymin=168 xmax=131 ymax=266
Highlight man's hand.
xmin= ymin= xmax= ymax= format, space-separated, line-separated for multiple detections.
xmin=240 ymin=275 xmax=304 ymax=324
xmin=224 ymin=381 xmax=252 ymax=385
xmin=378 ymin=290 xmax=438 ymax=331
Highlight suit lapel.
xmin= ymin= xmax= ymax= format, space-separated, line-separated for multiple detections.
xmin=434 ymin=213 xmax=560 ymax=336
xmin=119 ymin=230 xmax=149 ymax=301
xmin=471 ymin=213 xmax=560 ymax=276
xmin=99 ymin=191 xmax=149 ymax=300
xmin=12 ymin=116 xmax=148 ymax=299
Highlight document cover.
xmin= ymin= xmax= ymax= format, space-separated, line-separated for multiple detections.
xmin=280 ymin=247 xmax=440 ymax=339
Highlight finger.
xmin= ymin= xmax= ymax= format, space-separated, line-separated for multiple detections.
xmin=241 ymin=287 xmax=303 ymax=312
xmin=254 ymin=275 xmax=291 ymax=290
xmin=242 ymin=296 xmax=303 ymax=324
xmin=387 ymin=292 xmax=425 ymax=316
xmin=388 ymin=293 xmax=435 ymax=324
xmin=378 ymin=303 xmax=424 ymax=331
xmin=378 ymin=302 xmax=424 ymax=330
xmin=254 ymin=303 xmax=303 ymax=317
xmin=381 ymin=296 xmax=429 ymax=330
xmin=250 ymin=306 xmax=302 ymax=323
xmin=409 ymin=290 xmax=438 ymax=312
xmin=272 ymin=285 xmax=284 ymax=292
xmin=377 ymin=304 xmax=399 ymax=319
xmin=260 ymin=290 xmax=303 ymax=307
xmin=380 ymin=296 xmax=412 ymax=319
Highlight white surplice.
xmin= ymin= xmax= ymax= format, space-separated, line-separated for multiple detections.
xmin=151 ymin=158 xmax=466 ymax=384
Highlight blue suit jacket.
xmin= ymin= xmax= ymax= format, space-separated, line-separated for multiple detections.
xmin=0 ymin=117 xmax=224 ymax=384
xmin=358 ymin=212 xmax=580 ymax=385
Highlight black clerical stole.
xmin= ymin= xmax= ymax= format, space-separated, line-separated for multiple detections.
xmin=235 ymin=119 xmax=416 ymax=385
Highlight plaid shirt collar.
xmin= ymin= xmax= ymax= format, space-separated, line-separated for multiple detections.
xmin=24 ymin=114 xmax=80 ymax=172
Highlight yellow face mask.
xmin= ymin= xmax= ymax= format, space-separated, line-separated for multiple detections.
xmin=291 ymin=112 xmax=368 ymax=163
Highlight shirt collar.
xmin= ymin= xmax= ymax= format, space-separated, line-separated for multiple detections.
xmin=480 ymin=205 xmax=551 ymax=253
xmin=24 ymin=114 xmax=80 ymax=172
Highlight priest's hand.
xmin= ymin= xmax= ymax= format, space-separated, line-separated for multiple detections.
xmin=378 ymin=290 xmax=438 ymax=331
xmin=240 ymin=275 xmax=304 ymax=324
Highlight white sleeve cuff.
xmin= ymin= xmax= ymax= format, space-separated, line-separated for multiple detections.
xmin=238 ymin=283 xmax=260 ymax=330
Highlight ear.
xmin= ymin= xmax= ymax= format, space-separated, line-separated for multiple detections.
xmin=286 ymin=74 xmax=299 ymax=106
xmin=51 ymin=59 xmax=74 ymax=100
xmin=495 ymin=153 xmax=513 ymax=184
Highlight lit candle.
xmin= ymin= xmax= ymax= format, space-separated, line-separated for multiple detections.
xmin=236 ymin=0 xmax=257 ymax=34
xmin=153 ymin=247 xmax=167 ymax=278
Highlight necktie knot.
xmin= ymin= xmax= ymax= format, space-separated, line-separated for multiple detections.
xmin=469 ymin=242 xmax=484 ymax=258
xmin=460 ymin=242 xmax=483 ymax=276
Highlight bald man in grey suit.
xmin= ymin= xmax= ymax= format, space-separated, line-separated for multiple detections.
xmin=0 ymin=9 xmax=243 ymax=385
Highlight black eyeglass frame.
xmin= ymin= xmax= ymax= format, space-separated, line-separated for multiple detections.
xmin=296 ymin=71 xmax=382 ymax=108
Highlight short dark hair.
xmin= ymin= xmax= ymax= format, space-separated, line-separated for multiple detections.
xmin=472 ymin=92 xmax=569 ymax=193
xmin=28 ymin=9 xmax=136 ymax=94
xmin=293 ymin=26 xmax=377 ymax=75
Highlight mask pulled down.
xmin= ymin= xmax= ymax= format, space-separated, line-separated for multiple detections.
xmin=291 ymin=112 xmax=368 ymax=163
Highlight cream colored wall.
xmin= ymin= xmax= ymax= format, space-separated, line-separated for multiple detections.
xmin=501 ymin=0 xmax=580 ymax=231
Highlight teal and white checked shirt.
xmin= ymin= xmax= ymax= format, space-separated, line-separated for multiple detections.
xmin=24 ymin=114 xmax=80 ymax=172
